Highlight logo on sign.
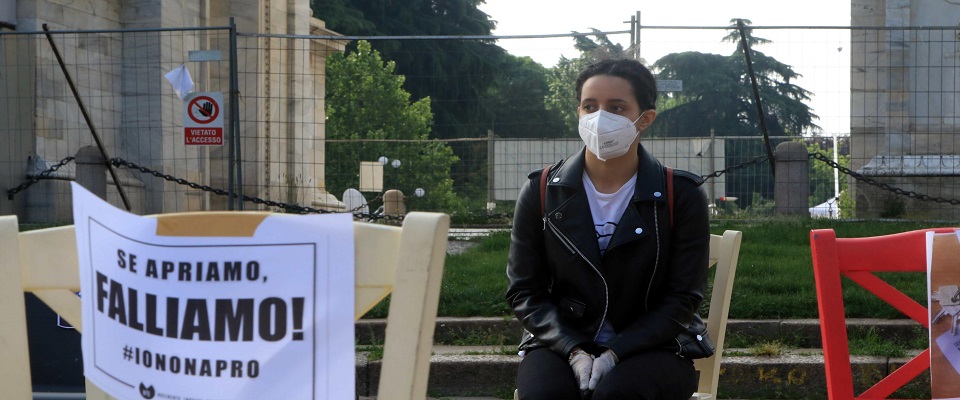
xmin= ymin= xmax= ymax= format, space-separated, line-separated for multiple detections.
xmin=188 ymin=96 xmax=219 ymax=125
xmin=183 ymin=92 xmax=224 ymax=146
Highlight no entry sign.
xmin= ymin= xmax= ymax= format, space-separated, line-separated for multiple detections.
xmin=183 ymin=92 xmax=224 ymax=146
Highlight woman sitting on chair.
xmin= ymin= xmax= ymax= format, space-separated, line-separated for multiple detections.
xmin=505 ymin=58 xmax=710 ymax=400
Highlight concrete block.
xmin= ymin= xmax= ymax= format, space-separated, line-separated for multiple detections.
xmin=433 ymin=317 xmax=523 ymax=346
xmin=718 ymin=355 xmax=829 ymax=399
xmin=726 ymin=319 xmax=782 ymax=343
xmin=887 ymin=356 xmax=931 ymax=398
xmin=773 ymin=141 xmax=809 ymax=215
xmin=356 ymin=318 xmax=523 ymax=347
xmin=426 ymin=356 xmax=517 ymax=398
xmin=779 ymin=319 xmax=825 ymax=348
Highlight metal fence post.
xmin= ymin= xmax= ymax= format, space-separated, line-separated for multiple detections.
xmin=229 ymin=17 xmax=242 ymax=210
xmin=487 ymin=129 xmax=495 ymax=211
xmin=75 ymin=145 xmax=107 ymax=200
xmin=774 ymin=141 xmax=809 ymax=216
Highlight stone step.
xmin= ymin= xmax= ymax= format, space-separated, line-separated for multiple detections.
xmin=355 ymin=318 xmax=932 ymax=398
xmin=356 ymin=346 xmax=931 ymax=399
xmin=356 ymin=317 xmax=926 ymax=348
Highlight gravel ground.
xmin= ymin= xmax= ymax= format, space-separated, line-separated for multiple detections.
xmin=446 ymin=240 xmax=478 ymax=255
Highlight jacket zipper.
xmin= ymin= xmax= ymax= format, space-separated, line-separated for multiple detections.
xmin=546 ymin=218 xmax=609 ymax=341
xmin=644 ymin=202 xmax=661 ymax=310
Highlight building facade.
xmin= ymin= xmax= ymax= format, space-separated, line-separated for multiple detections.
xmin=850 ymin=0 xmax=960 ymax=218
xmin=0 ymin=0 xmax=344 ymax=222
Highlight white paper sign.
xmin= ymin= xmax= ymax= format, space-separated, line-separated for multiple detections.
xmin=164 ymin=64 xmax=195 ymax=101
xmin=928 ymin=230 xmax=960 ymax=399
xmin=935 ymin=331 xmax=960 ymax=375
xmin=71 ymin=182 xmax=355 ymax=400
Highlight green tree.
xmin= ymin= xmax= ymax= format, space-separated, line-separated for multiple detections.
xmin=314 ymin=0 xmax=570 ymax=213
xmin=310 ymin=0 xmax=375 ymax=34
xmin=482 ymin=54 xmax=566 ymax=138
xmin=545 ymin=56 xmax=587 ymax=133
xmin=572 ymin=29 xmax=627 ymax=58
xmin=312 ymin=0 xmax=502 ymax=139
xmin=650 ymin=19 xmax=818 ymax=138
xmin=545 ymin=30 xmax=632 ymax=133
xmin=314 ymin=1 xmax=589 ymax=139
xmin=648 ymin=19 xmax=820 ymax=207
xmin=325 ymin=41 xmax=461 ymax=211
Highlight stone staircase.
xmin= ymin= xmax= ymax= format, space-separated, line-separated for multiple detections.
xmin=356 ymin=317 xmax=932 ymax=399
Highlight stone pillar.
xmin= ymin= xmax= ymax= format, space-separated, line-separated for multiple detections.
xmin=75 ymin=146 xmax=107 ymax=200
xmin=383 ymin=189 xmax=405 ymax=217
xmin=774 ymin=142 xmax=809 ymax=216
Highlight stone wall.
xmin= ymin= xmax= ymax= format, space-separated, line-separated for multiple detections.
xmin=0 ymin=32 xmax=37 ymax=217
xmin=493 ymin=138 xmax=726 ymax=203
xmin=1 ymin=0 xmax=343 ymax=222
xmin=850 ymin=0 xmax=960 ymax=218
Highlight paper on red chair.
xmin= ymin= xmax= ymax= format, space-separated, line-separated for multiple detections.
xmin=70 ymin=182 xmax=355 ymax=400
xmin=927 ymin=230 xmax=960 ymax=399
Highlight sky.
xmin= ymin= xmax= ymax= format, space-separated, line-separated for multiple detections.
xmin=478 ymin=0 xmax=853 ymax=135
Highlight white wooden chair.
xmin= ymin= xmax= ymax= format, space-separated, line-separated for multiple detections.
xmin=513 ymin=230 xmax=742 ymax=400
xmin=0 ymin=211 xmax=450 ymax=400
xmin=691 ymin=229 xmax=742 ymax=400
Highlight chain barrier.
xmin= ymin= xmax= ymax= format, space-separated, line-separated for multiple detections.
xmin=699 ymin=155 xmax=769 ymax=186
xmin=808 ymin=152 xmax=960 ymax=206
xmin=109 ymin=158 xmax=404 ymax=222
xmin=11 ymin=152 xmax=958 ymax=218
xmin=352 ymin=193 xmax=383 ymax=213
xmin=6 ymin=156 xmax=75 ymax=200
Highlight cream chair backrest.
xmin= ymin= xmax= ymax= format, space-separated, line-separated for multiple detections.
xmin=691 ymin=230 xmax=743 ymax=400
xmin=0 ymin=212 xmax=449 ymax=400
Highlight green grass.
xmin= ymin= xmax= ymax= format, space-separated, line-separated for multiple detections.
xmin=437 ymin=232 xmax=515 ymax=316
xmin=362 ymin=232 xmax=514 ymax=318
xmin=356 ymin=344 xmax=384 ymax=361
xmin=712 ymin=218 xmax=953 ymax=319
xmin=848 ymin=327 xmax=914 ymax=357
xmin=364 ymin=218 xmax=954 ymax=320
xmin=750 ymin=340 xmax=786 ymax=356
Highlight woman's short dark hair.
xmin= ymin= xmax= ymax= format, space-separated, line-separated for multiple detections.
xmin=575 ymin=58 xmax=658 ymax=110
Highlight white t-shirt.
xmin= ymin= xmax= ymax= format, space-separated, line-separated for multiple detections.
xmin=582 ymin=171 xmax=638 ymax=256
xmin=582 ymin=171 xmax=638 ymax=343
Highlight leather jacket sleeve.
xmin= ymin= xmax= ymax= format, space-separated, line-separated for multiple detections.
xmin=505 ymin=172 xmax=592 ymax=357
xmin=605 ymin=176 xmax=710 ymax=359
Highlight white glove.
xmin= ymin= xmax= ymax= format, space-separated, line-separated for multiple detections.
xmin=587 ymin=349 xmax=618 ymax=391
xmin=568 ymin=347 xmax=594 ymax=393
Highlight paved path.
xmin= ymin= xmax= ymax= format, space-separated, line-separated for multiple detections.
xmin=446 ymin=239 xmax=478 ymax=255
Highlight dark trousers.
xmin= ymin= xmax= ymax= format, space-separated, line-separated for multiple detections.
xmin=516 ymin=347 xmax=697 ymax=400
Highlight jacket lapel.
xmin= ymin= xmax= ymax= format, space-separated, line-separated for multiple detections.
xmin=545 ymin=145 xmax=669 ymax=266
xmin=606 ymin=145 xmax=667 ymax=253
xmin=546 ymin=148 xmax=603 ymax=268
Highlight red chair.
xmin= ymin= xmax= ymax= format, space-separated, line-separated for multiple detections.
xmin=810 ymin=228 xmax=956 ymax=399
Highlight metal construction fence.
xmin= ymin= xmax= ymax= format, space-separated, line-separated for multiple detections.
xmin=3 ymin=23 xmax=960 ymax=224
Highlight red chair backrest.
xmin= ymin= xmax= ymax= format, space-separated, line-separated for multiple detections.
xmin=810 ymin=228 xmax=957 ymax=399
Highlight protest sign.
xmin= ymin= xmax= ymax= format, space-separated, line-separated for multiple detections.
xmin=928 ymin=230 xmax=960 ymax=400
xmin=71 ymin=182 xmax=354 ymax=400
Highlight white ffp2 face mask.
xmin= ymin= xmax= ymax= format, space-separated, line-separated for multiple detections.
xmin=578 ymin=110 xmax=645 ymax=161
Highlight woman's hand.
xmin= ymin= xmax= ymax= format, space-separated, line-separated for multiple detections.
xmin=568 ymin=347 xmax=594 ymax=396
xmin=588 ymin=349 xmax=618 ymax=390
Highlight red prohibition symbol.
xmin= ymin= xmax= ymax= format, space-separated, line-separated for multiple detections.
xmin=187 ymin=95 xmax=220 ymax=124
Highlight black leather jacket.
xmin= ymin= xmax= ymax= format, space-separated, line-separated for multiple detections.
xmin=505 ymin=145 xmax=709 ymax=359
